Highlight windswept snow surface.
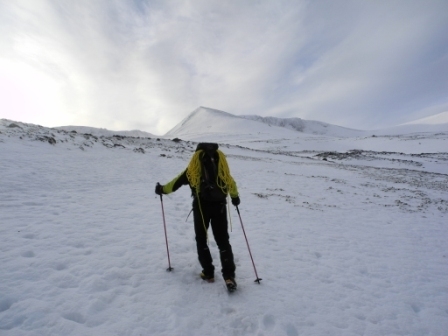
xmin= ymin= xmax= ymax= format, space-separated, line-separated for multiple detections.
xmin=1 ymin=117 xmax=448 ymax=335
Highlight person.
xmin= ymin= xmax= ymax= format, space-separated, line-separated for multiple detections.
xmin=155 ymin=142 xmax=240 ymax=291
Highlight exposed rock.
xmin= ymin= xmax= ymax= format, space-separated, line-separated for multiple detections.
xmin=37 ymin=136 xmax=56 ymax=145
xmin=133 ymin=148 xmax=145 ymax=154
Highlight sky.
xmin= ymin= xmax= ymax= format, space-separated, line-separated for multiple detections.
xmin=0 ymin=0 xmax=447 ymax=135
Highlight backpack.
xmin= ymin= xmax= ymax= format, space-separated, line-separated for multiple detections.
xmin=196 ymin=143 xmax=227 ymax=202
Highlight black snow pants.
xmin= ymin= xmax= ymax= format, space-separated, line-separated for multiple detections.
xmin=193 ymin=199 xmax=236 ymax=280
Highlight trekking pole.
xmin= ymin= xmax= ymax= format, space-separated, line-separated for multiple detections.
xmin=236 ymin=206 xmax=262 ymax=284
xmin=227 ymin=195 xmax=233 ymax=232
xmin=158 ymin=189 xmax=173 ymax=272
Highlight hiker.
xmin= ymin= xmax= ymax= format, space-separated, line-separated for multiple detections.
xmin=155 ymin=143 xmax=240 ymax=291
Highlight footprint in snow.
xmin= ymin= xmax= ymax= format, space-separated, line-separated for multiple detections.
xmin=21 ymin=251 xmax=35 ymax=258
xmin=0 ymin=297 xmax=16 ymax=313
xmin=54 ymin=263 xmax=67 ymax=271
xmin=411 ymin=303 xmax=422 ymax=314
xmin=285 ymin=323 xmax=298 ymax=336
xmin=63 ymin=312 xmax=86 ymax=324
xmin=262 ymin=314 xmax=276 ymax=330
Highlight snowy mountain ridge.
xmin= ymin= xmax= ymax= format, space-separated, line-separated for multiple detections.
xmin=239 ymin=114 xmax=365 ymax=137
xmin=164 ymin=106 xmax=291 ymax=141
xmin=165 ymin=106 xmax=364 ymax=140
xmin=166 ymin=107 xmax=448 ymax=141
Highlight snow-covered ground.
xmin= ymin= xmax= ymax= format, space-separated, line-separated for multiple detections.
xmin=1 ymin=113 xmax=447 ymax=335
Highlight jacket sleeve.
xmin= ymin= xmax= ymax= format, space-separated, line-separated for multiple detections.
xmin=162 ymin=170 xmax=189 ymax=194
xmin=228 ymin=176 xmax=239 ymax=198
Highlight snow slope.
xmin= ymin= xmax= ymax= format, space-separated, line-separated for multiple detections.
xmin=166 ymin=107 xmax=448 ymax=156
xmin=403 ymin=111 xmax=448 ymax=125
xmin=240 ymin=115 xmax=365 ymax=137
xmin=165 ymin=107 xmax=303 ymax=143
xmin=166 ymin=106 xmax=368 ymax=142
xmin=1 ymin=117 xmax=448 ymax=335
xmin=55 ymin=125 xmax=155 ymax=138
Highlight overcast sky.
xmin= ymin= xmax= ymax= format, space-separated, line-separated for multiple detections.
xmin=1 ymin=0 xmax=447 ymax=135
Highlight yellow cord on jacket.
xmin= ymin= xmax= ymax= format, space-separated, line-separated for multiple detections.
xmin=186 ymin=149 xmax=237 ymax=196
xmin=186 ymin=149 xmax=237 ymax=242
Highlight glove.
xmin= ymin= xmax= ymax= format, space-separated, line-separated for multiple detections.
xmin=231 ymin=196 xmax=240 ymax=206
xmin=155 ymin=183 xmax=164 ymax=195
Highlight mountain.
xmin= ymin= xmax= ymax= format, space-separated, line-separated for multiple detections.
xmin=165 ymin=106 xmax=299 ymax=142
xmin=165 ymin=107 xmax=448 ymax=152
xmin=165 ymin=107 xmax=365 ymax=141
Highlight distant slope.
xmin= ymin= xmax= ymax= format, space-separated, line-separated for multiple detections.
xmin=165 ymin=107 xmax=365 ymax=141
xmin=55 ymin=125 xmax=155 ymax=138
xmin=164 ymin=106 xmax=301 ymax=141
xmin=402 ymin=111 xmax=448 ymax=125
xmin=372 ymin=112 xmax=448 ymax=135
xmin=240 ymin=115 xmax=365 ymax=137
xmin=0 ymin=118 xmax=175 ymax=153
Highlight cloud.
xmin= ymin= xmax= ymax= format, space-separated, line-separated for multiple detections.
xmin=265 ymin=1 xmax=448 ymax=129
xmin=0 ymin=0 xmax=447 ymax=134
